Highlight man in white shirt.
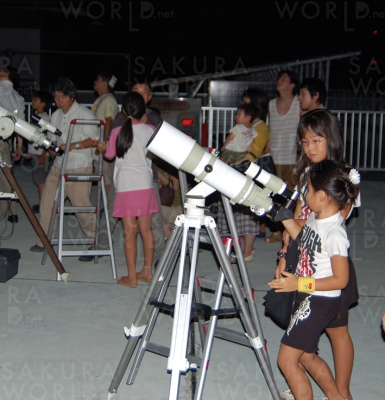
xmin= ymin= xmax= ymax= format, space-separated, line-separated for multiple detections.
xmin=30 ymin=77 xmax=99 ymax=252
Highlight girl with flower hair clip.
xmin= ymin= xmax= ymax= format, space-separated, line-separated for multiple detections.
xmin=269 ymin=160 xmax=360 ymax=400
xmin=277 ymin=109 xmax=360 ymax=400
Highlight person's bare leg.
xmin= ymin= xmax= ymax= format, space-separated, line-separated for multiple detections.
xmin=136 ymin=214 xmax=154 ymax=281
xmin=121 ymin=217 xmax=138 ymax=284
xmin=163 ymin=220 xmax=171 ymax=239
xmin=326 ymin=325 xmax=354 ymax=400
xmin=37 ymin=183 xmax=44 ymax=201
xmin=278 ymin=344 xmax=313 ymax=400
xmin=243 ymin=234 xmax=255 ymax=258
xmin=300 ymin=352 xmax=346 ymax=400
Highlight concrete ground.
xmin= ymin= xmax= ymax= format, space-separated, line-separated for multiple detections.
xmin=0 ymin=163 xmax=384 ymax=400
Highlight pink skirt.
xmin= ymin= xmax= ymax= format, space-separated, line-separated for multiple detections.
xmin=113 ymin=188 xmax=159 ymax=218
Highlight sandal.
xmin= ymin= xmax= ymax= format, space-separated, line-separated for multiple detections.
xmin=281 ymin=389 xmax=294 ymax=400
xmin=281 ymin=389 xmax=328 ymax=400
xmin=117 ymin=276 xmax=138 ymax=288
xmin=244 ymin=253 xmax=255 ymax=262
xmin=264 ymin=231 xmax=283 ymax=243
xmin=230 ymin=253 xmax=255 ymax=263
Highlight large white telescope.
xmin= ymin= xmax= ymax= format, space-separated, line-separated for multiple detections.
xmin=147 ymin=121 xmax=298 ymax=220
xmin=0 ymin=106 xmax=63 ymax=157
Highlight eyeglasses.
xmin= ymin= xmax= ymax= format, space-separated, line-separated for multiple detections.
xmin=54 ymin=94 xmax=70 ymax=101
xmin=298 ymin=138 xmax=326 ymax=147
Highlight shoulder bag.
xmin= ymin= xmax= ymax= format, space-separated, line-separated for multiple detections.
xmin=263 ymin=232 xmax=302 ymax=328
xmin=159 ymin=179 xmax=175 ymax=207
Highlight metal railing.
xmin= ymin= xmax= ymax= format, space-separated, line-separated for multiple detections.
xmin=202 ymin=107 xmax=385 ymax=172
xmin=22 ymin=103 xmax=384 ymax=171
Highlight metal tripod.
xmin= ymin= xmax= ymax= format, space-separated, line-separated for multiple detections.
xmin=107 ymin=183 xmax=281 ymax=399
xmin=0 ymin=163 xmax=67 ymax=280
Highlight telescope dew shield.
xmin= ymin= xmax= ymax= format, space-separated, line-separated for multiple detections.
xmin=245 ymin=162 xmax=286 ymax=195
xmin=31 ymin=114 xmax=62 ymax=136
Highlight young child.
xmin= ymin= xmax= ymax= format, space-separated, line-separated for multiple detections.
xmin=269 ymin=160 xmax=360 ymax=400
xmin=97 ymin=92 xmax=159 ymax=288
xmin=220 ymin=103 xmax=258 ymax=164
xmin=238 ymin=88 xmax=271 ymax=240
xmin=277 ymin=109 xmax=360 ymax=400
xmin=27 ymin=90 xmax=54 ymax=213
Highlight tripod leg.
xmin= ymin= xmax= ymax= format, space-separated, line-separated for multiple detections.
xmin=194 ymin=237 xmax=233 ymax=400
xmin=108 ymin=220 xmax=184 ymax=397
xmin=205 ymin=216 xmax=281 ymax=400
xmin=222 ymin=195 xmax=274 ymax=373
xmin=2 ymin=166 xmax=67 ymax=278
xmin=168 ymin=220 xmax=201 ymax=400
xmin=126 ymin=232 xmax=181 ymax=384
xmin=42 ymin=175 xmax=60 ymax=265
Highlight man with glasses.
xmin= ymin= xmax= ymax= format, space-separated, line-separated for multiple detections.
xmin=30 ymin=77 xmax=99 ymax=252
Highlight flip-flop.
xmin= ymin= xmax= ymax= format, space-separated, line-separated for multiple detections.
xmin=244 ymin=253 xmax=255 ymax=262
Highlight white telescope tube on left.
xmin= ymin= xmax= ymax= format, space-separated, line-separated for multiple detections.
xmin=0 ymin=106 xmax=61 ymax=153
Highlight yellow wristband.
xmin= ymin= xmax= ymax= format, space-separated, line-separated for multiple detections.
xmin=298 ymin=277 xmax=315 ymax=293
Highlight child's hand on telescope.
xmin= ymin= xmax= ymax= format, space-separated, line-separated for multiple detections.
xmin=268 ymin=271 xmax=297 ymax=292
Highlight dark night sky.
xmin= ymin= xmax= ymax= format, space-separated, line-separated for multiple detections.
xmin=0 ymin=0 xmax=384 ymax=93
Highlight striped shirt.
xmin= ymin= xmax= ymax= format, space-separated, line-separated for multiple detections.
xmin=269 ymin=95 xmax=300 ymax=164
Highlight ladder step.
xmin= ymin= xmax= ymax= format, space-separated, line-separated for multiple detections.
xmin=196 ymin=277 xmax=255 ymax=300
xmin=57 ymin=206 xmax=96 ymax=213
xmin=64 ymin=174 xmax=102 ymax=182
xmin=59 ymin=250 xmax=114 ymax=257
xmin=51 ymin=238 xmax=95 ymax=245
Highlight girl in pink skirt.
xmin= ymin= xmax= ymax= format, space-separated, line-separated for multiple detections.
xmin=98 ymin=92 xmax=158 ymax=287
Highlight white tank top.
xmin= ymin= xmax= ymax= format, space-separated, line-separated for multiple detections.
xmin=269 ymin=96 xmax=300 ymax=164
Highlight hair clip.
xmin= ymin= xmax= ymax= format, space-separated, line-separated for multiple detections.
xmin=348 ymin=168 xmax=360 ymax=185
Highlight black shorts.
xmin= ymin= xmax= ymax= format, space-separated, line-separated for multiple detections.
xmin=328 ymin=256 xmax=359 ymax=328
xmin=281 ymin=292 xmax=341 ymax=353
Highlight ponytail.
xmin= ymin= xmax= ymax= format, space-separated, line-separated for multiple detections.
xmin=116 ymin=118 xmax=133 ymax=158
xmin=115 ymin=92 xmax=146 ymax=158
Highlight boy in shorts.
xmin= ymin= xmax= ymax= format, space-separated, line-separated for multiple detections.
xmin=26 ymin=90 xmax=54 ymax=213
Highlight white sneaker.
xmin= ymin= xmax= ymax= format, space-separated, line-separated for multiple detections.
xmin=281 ymin=389 xmax=294 ymax=400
